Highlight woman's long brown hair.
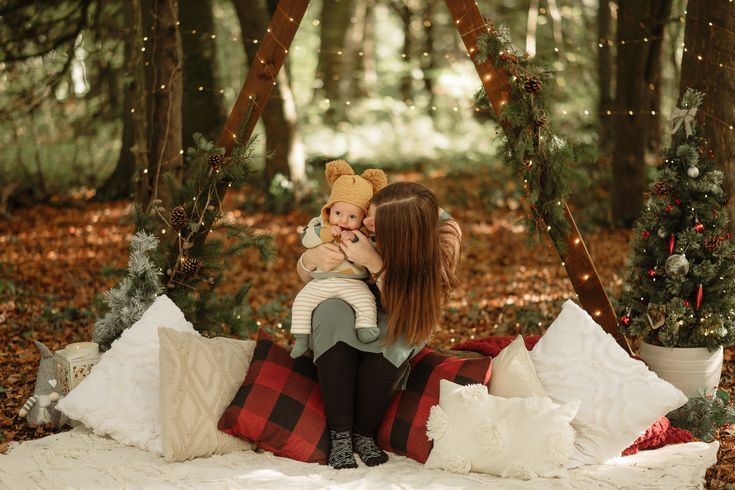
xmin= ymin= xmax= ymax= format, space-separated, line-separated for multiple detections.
xmin=372 ymin=182 xmax=460 ymax=346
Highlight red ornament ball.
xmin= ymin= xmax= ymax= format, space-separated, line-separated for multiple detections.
xmin=683 ymin=299 xmax=690 ymax=308
xmin=641 ymin=230 xmax=651 ymax=239
xmin=620 ymin=315 xmax=632 ymax=326
xmin=674 ymin=198 xmax=682 ymax=205
xmin=694 ymin=222 xmax=705 ymax=233
xmin=647 ymin=268 xmax=657 ymax=278
xmin=665 ymin=204 xmax=672 ymax=213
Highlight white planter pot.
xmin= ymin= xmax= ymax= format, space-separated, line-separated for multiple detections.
xmin=638 ymin=341 xmax=723 ymax=398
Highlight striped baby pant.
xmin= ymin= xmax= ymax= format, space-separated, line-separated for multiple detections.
xmin=291 ymin=278 xmax=377 ymax=335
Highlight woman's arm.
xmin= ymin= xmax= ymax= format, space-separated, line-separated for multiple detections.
xmin=296 ymin=243 xmax=346 ymax=283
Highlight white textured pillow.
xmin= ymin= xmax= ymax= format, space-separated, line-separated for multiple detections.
xmin=158 ymin=328 xmax=256 ymax=461
xmin=529 ymin=300 xmax=688 ymax=467
xmin=57 ymin=295 xmax=195 ymax=454
xmin=425 ymin=379 xmax=579 ymax=479
xmin=489 ymin=335 xmax=547 ymax=398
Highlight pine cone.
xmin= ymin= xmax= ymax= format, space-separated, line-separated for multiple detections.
xmin=181 ymin=258 xmax=201 ymax=277
xmin=208 ymin=154 xmax=224 ymax=168
xmin=170 ymin=206 xmax=188 ymax=231
xmin=652 ymin=181 xmax=672 ymax=197
xmin=705 ymin=236 xmax=723 ymax=253
xmin=483 ymin=19 xmax=498 ymax=37
xmin=533 ymin=112 xmax=548 ymax=128
xmin=524 ymin=76 xmax=543 ymax=94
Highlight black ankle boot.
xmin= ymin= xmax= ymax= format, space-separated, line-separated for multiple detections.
xmin=329 ymin=430 xmax=358 ymax=469
xmin=352 ymin=433 xmax=388 ymax=467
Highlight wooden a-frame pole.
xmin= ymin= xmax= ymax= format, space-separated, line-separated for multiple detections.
xmin=218 ymin=0 xmax=628 ymax=351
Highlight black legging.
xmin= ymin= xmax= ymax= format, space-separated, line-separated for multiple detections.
xmin=316 ymin=341 xmax=408 ymax=436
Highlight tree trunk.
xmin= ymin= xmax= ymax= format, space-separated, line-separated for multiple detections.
xmin=610 ymin=0 xmax=672 ymax=227
xmin=142 ymin=0 xmax=183 ymax=209
xmin=97 ymin=0 xmax=148 ymax=202
xmin=546 ymin=0 xmax=564 ymax=63
xmin=390 ymin=0 xmax=416 ymax=104
xmin=597 ymin=0 xmax=614 ymax=152
xmin=347 ymin=0 xmax=377 ymax=99
xmin=233 ymin=0 xmax=305 ymax=189
xmin=647 ymin=45 xmax=662 ymax=154
xmin=179 ymin=0 xmax=226 ymax=155
xmin=526 ymin=0 xmax=539 ymax=57
xmin=314 ymin=0 xmax=355 ymax=122
xmin=421 ymin=0 xmax=437 ymax=114
xmin=679 ymin=1 xmax=735 ymax=232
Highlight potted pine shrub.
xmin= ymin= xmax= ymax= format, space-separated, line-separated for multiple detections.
xmin=618 ymin=89 xmax=735 ymax=397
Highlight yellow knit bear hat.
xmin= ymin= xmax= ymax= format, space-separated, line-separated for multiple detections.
xmin=321 ymin=160 xmax=388 ymax=224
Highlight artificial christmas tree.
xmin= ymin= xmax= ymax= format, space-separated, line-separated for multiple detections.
xmin=93 ymin=231 xmax=163 ymax=350
xmin=619 ymin=89 xmax=735 ymax=395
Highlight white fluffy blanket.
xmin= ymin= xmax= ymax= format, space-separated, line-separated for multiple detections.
xmin=0 ymin=428 xmax=718 ymax=489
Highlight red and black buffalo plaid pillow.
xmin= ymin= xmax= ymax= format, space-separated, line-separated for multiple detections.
xmin=376 ymin=346 xmax=492 ymax=464
xmin=218 ymin=329 xmax=330 ymax=464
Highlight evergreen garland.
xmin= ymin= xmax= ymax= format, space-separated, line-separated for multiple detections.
xmin=668 ymin=389 xmax=735 ymax=442
xmin=93 ymin=231 xmax=163 ymax=350
xmin=135 ymin=128 xmax=274 ymax=337
xmin=619 ymin=89 xmax=735 ymax=350
xmin=473 ymin=24 xmax=575 ymax=250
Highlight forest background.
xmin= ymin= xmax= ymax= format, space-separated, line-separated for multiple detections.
xmin=1 ymin=0 xmax=735 ymax=485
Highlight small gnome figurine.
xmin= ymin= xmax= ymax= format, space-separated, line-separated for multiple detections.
xmin=18 ymin=341 xmax=67 ymax=427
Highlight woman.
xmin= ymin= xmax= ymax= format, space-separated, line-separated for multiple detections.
xmin=296 ymin=181 xmax=461 ymax=469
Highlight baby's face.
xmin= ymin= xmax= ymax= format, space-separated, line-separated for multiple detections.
xmin=329 ymin=201 xmax=365 ymax=231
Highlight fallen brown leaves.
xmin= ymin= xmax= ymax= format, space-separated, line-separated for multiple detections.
xmin=1 ymin=173 xmax=733 ymax=487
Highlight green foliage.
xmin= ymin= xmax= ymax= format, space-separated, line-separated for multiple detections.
xmin=619 ymin=90 xmax=735 ymax=350
xmin=1 ymin=1 xmax=125 ymax=208
xmin=93 ymin=231 xmax=163 ymax=350
xmin=135 ymin=133 xmax=274 ymax=336
xmin=473 ymin=27 xmax=577 ymax=252
xmin=668 ymin=389 xmax=735 ymax=442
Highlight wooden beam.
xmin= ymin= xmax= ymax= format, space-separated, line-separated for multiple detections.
xmin=217 ymin=0 xmax=310 ymax=153
xmin=444 ymin=0 xmax=628 ymax=351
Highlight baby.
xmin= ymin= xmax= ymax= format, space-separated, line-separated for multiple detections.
xmin=290 ymin=160 xmax=387 ymax=358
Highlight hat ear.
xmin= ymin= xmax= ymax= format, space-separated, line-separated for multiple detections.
xmin=325 ymin=160 xmax=354 ymax=187
xmin=361 ymin=169 xmax=388 ymax=194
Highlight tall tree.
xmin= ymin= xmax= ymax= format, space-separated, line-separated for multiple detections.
xmin=346 ymin=0 xmax=377 ymax=99
xmin=315 ymin=0 xmax=356 ymax=121
xmin=96 ymin=0 xmax=148 ymax=201
xmin=678 ymin=1 xmax=735 ymax=232
xmin=610 ymin=0 xmax=672 ymax=227
xmin=141 ymin=0 xmax=184 ymax=209
xmin=597 ymin=0 xmax=614 ymax=151
xmin=233 ymin=0 xmax=305 ymax=189
xmin=420 ymin=0 xmax=438 ymax=113
xmin=179 ymin=0 xmax=226 ymax=154
xmin=389 ymin=0 xmax=417 ymax=104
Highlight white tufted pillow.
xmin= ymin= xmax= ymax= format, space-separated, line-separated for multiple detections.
xmin=57 ymin=295 xmax=195 ymax=454
xmin=424 ymin=379 xmax=580 ymax=479
xmin=158 ymin=328 xmax=256 ymax=461
xmin=489 ymin=335 xmax=547 ymax=398
xmin=529 ymin=300 xmax=688 ymax=467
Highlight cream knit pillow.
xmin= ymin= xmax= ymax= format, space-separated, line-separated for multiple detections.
xmin=158 ymin=328 xmax=256 ymax=461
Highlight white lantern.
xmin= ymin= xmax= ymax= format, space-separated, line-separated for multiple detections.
xmin=55 ymin=342 xmax=101 ymax=395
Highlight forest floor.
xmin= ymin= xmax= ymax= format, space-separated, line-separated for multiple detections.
xmin=1 ymin=171 xmax=733 ymax=487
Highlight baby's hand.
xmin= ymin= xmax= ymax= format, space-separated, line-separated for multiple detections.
xmin=340 ymin=230 xmax=357 ymax=243
xmin=330 ymin=225 xmax=342 ymax=237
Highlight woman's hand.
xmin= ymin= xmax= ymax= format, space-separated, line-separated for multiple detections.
xmin=302 ymin=243 xmax=345 ymax=272
xmin=339 ymin=230 xmax=382 ymax=275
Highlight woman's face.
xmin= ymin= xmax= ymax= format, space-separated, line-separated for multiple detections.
xmin=363 ymin=204 xmax=377 ymax=233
